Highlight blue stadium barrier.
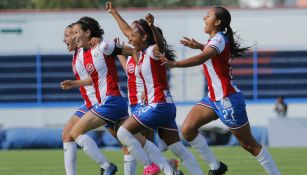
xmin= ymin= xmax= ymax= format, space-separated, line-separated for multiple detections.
xmin=0 ymin=128 xmax=102 ymax=149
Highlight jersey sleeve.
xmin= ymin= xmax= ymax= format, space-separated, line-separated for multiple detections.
xmin=206 ymin=33 xmax=226 ymax=55
xmin=98 ymin=39 xmax=123 ymax=56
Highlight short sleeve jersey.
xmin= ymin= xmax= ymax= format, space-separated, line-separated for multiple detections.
xmin=202 ymin=32 xmax=240 ymax=101
xmin=138 ymin=45 xmax=173 ymax=104
xmin=77 ymin=40 xmax=124 ymax=105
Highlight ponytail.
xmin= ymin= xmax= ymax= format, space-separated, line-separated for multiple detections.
xmin=164 ymin=44 xmax=176 ymax=61
xmin=214 ymin=7 xmax=250 ymax=59
xmin=226 ymin=25 xmax=250 ymax=59
xmin=134 ymin=19 xmax=176 ymax=61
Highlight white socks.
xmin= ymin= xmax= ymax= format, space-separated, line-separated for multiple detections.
xmin=117 ymin=126 xmax=150 ymax=166
xmin=117 ymin=127 xmax=174 ymax=175
xmin=169 ymin=142 xmax=204 ymax=175
xmin=189 ymin=133 xmax=220 ymax=170
xmin=256 ymin=147 xmax=281 ymax=175
xmin=155 ymin=135 xmax=168 ymax=152
xmin=63 ymin=142 xmax=77 ymax=175
xmin=143 ymin=140 xmax=174 ymax=174
xmin=124 ymin=154 xmax=137 ymax=175
xmin=75 ymin=134 xmax=110 ymax=170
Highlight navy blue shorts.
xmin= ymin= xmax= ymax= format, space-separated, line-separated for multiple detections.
xmin=73 ymin=104 xmax=90 ymax=118
xmin=90 ymin=96 xmax=129 ymax=130
xmin=132 ymin=103 xmax=178 ymax=131
xmin=197 ymin=92 xmax=249 ymax=129
xmin=130 ymin=103 xmax=145 ymax=114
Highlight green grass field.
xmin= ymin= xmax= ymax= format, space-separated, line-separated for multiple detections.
xmin=0 ymin=147 xmax=306 ymax=175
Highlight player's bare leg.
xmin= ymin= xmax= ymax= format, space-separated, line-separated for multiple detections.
xmin=181 ymin=105 xmax=227 ymax=174
xmin=231 ymin=124 xmax=280 ymax=175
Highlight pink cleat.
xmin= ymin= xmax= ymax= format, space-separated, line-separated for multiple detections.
xmin=144 ymin=163 xmax=160 ymax=175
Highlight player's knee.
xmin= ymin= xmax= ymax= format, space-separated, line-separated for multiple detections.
xmin=181 ymin=123 xmax=195 ymax=141
xmin=117 ymin=126 xmax=127 ymax=144
xmin=62 ymin=130 xmax=73 ymax=142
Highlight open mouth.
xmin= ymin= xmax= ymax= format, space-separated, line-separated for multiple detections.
xmin=130 ymin=41 xmax=136 ymax=48
xmin=204 ymin=22 xmax=208 ymax=30
xmin=65 ymin=42 xmax=70 ymax=48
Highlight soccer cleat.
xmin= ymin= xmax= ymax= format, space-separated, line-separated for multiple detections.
xmin=144 ymin=163 xmax=160 ymax=175
xmin=208 ymin=161 xmax=228 ymax=175
xmin=100 ymin=163 xmax=118 ymax=175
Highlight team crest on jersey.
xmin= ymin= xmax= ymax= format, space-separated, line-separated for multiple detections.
xmin=86 ymin=63 xmax=95 ymax=74
xmin=127 ymin=63 xmax=135 ymax=73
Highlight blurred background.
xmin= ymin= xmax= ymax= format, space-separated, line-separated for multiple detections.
xmin=0 ymin=0 xmax=307 ymax=149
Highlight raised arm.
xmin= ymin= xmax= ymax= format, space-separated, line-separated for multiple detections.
xmin=117 ymin=55 xmax=127 ymax=72
xmin=106 ymin=1 xmax=132 ymax=39
xmin=159 ymin=47 xmax=218 ymax=68
xmin=146 ymin=13 xmax=165 ymax=53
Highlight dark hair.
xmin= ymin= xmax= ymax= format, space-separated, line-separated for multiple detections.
xmin=75 ymin=16 xmax=104 ymax=38
xmin=133 ymin=19 xmax=175 ymax=61
xmin=155 ymin=27 xmax=176 ymax=61
xmin=213 ymin=7 xmax=250 ymax=59
xmin=66 ymin=23 xmax=74 ymax=29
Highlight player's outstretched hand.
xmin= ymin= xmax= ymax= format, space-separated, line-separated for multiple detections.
xmin=105 ymin=1 xmax=115 ymax=13
xmin=60 ymin=80 xmax=74 ymax=90
xmin=156 ymin=52 xmax=176 ymax=68
xmin=146 ymin=13 xmax=154 ymax=27
xmin=180 ymin=37 xmax=204 ymax=50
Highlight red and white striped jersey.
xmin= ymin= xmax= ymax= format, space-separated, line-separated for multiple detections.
xmin=138 ymin=45 xmax=173 ymax=104
xmin=77 ymin=40 xmax=124 ymax=105
xmin=203 ymin=32 xmax=240 ymax=101
xmin=72 ymin=48 xmax=97 ymax=108
xmin=126 ymin=56 xmax=144 ymax=105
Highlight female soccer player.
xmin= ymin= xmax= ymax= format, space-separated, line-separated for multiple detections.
xmin=117 ymin=53 xmax=181 ymax=174
xmin=62 ymin=24 xmax=109 ymax=175
xmin=159 ymin=6 xmax=280 ymax=175
xmin=106 ymin=2 xmax=203 ymax=175
xmin=66 ymin=16 xmax=131 ymax=175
